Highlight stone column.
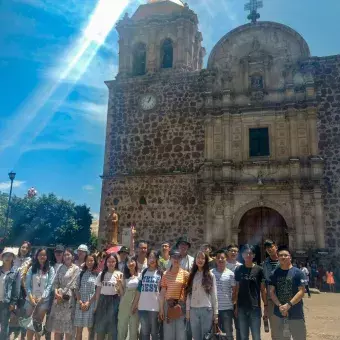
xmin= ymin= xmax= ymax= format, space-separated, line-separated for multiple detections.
xmin=206 ymin=118 xmax=214 ymax=160
xmin=223 ymin=114 xmax=231 ymax=160
xmin=176 ymin=24 xmax=184 ymax=68
xmin=314 ymin=187 xmax=326 ymax=249
xmin=292 ymin=185 xmax=304 ymax=250
xmin=308 ymin=108 xmax=318 ymax=156
xmin=288 ymin=109 xmax=298 ymax=157
xmin=223 ymin=188 xmax=233 ymax=245
xmin=204 ymin=189 xmax=214 ymax=243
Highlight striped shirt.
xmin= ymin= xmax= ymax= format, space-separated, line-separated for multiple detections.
xmin=211 ymin=267 xmax=235 ymax=311
xmin=161 ymin=268 xmax=189 ymax=301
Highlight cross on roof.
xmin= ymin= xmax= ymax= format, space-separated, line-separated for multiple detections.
xmin=244 ymin=0 xmax=263 ymax=23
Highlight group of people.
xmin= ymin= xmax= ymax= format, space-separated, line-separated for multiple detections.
xmin=0 ymin=236 xmax=313 ymax=340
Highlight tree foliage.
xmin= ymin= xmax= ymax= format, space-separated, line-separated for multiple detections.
xmin=1 ymin=193 xmax=92 ymax=247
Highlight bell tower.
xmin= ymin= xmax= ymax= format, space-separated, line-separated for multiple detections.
xmin=116 ymin=0 xmax=205 ymax=76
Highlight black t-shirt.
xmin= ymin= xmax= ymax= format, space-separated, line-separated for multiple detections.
xmin=235 ymin=264 xmax=264 ymax=309
xmin=269 ymin=267 xmax=307 ymax=320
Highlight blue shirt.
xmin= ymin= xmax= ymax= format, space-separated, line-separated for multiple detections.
xmin=269 ymin=267 xmax=307 ymax=320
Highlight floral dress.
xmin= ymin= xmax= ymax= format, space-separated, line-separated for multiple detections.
xmin=74 ymin=270 xmax=97 ymax=328
xmin=46 ymin=264 xmax=80 ymax=334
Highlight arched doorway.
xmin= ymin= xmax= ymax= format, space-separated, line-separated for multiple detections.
xmin=238 ymin=207 xmax=289 ymax=262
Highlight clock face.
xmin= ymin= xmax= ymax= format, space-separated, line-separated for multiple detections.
xmin=140 ymin=94 xmax=157 ymax=111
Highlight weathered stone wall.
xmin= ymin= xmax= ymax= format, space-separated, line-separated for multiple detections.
xmin=100 ymin=175 xmax=204 ymax=249
xmin=105 ymin=72 xmax=205 ymax=175
xmin=313 ymin=55 xmax=340 ymax=254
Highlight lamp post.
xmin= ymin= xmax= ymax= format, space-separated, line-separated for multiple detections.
xmin=4 ymin=171 xmax=16 ymax=235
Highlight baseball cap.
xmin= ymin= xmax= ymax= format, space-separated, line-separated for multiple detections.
xmin=54 ymin=244 xmax=65 ymax=252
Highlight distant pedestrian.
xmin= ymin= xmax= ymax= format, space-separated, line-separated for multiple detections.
xmin=326 ymin=268 xmax=335 ymax=293
xmin=299 ymin=263 xmax=311 ymax=298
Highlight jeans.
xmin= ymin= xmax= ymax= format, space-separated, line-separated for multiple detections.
xmin=218 ymin=310 xmax=234 ymax=340
xmin=268 ymin=300 xmax=281 ymax=340
xmin=139 ymin=310 xmax=160 ymax=340
xmin=238 ymin=307 xmax=261 ymax=340
xmin=163 ymin=301 xmax=186 ymax=340
xmin=190 ymin=307 xmax=213 ymax=340
xmin=0 ymin=302 xmax=10 ymax=340
xmin=274 ymin=316 xmax=306 ymax=340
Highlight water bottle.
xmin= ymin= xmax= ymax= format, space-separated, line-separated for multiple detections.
xmin=283 ymin=317 xmax=290 ymax=338
xmin=263 ymin=316 xmax=270 ymax=333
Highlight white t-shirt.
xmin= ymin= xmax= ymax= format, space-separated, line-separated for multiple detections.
xmin=0 ymin=270 xmax=9 ymax=301
xmin=137 ymin=259 xmax=148 ymax=273
xmin=125 ymin=276 xmax=139 ymax=290
xmin=301 ymin=267 xmax=310 ymax=281
xmin=32 ymin=271 xmax=47 ymax=298
xmin=96 ymin=271 xmax=122 ymax=295
xmin=226 ymin=261 xmax=242 ymax=273
xmin=138 ymin=269 xmax=162 ymax=312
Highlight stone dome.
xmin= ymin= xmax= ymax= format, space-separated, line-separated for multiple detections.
xmin=208 ymin=21 xmax=311 ymax=70
xmin=147 ymin=0 xmax=184 ymax=6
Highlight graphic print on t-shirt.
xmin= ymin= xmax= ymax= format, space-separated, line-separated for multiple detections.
xmin=140 ymin=273 xmax=160 ymax=292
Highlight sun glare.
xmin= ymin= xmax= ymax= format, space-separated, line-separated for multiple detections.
xmin=0 ymin=0 xmax=129 ymax=157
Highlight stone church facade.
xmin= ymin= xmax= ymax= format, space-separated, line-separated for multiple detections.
xmin=99 ymin=0 xmax=340 ymax=257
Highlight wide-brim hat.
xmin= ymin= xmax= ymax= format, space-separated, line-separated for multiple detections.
xmin=176 ymin=236 xmax=191 ymax=248
xmin=2 ymin=247 xmax=18 ymax=257
xmin=75 ymin=244 xmax=89 ymax=255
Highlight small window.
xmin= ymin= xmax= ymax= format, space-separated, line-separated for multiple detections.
xmin=161 ymin=39 xmax=173 ymax=69
xmin=139 ymin=196 xmax=147 ymax=205
xmin=133 ymin=43 xmax=146 ymax=76
xmin=250 ymin=75 xmax=263 ymax=90
xmin=249 ymin=128 xmax=269 ymax=157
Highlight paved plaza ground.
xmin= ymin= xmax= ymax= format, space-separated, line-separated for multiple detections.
xmin=261 ymin=293 xmax=340 ymax=340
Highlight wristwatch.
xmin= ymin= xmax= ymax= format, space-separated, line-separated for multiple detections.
xmin=288 ymin=301 xmax=293 ymax=308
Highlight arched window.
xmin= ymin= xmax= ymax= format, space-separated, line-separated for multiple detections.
xmin=133 ymin=43 xmax=146 ymax=76
xmin=161 ymin=39 xmax=173 ymax=69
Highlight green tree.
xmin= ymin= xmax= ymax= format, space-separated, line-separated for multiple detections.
xmin=0 ymin=192 xmax=11 ymax=241
xmin=7 ymin=193 xmax=92 ymax=246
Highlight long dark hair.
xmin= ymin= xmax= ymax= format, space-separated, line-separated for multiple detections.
xmin=100 ymin=253 xmax=119 ymax=282
xmin=186 ymin=251 xmax=213 ymax=296
xmin=18 ymin=241 xmax=32 ymax=258
xmin=32 ymin=248 xmax=50 ymax=274
xmin=123 ymin=256 xmax=138 ymax=279
xmin=79 ymin=253 xmax=99 ymax=288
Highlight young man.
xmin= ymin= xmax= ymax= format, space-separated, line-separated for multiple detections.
xmin=176 ymin=237 xmax=194 ymax=272
xmin=136 ymin=240 xmax=148 ymax=273
xmin=262 ymin=239 xmax=280 ymax=340
xmin=269 ymin=246 xmax=307 ymax=340
xmin=235 ymin=244 xmax=268 ymax=340
xmin=226 ymin=244 xmax=242 ymax=273
xmin=211 ymin=249 xmax=236 ymax=340
xmin=158 ymin=241 xmax=171 ymax=271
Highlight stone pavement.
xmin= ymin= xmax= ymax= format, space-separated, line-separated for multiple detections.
xmin=261 ymin=293 xmax=340 ymax=340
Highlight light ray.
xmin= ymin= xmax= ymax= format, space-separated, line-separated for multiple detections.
xmin=0 ymin=0 xmax=129 ymax=159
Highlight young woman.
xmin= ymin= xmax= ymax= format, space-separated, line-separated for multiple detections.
xmin=74 ymin=253 xmax=98 ymax=340
xmin=25 ymin=248 xmax=55 ymax=340
xmin=326 ymin=268 xmax=336 ymax=293
xmin=10 ymin=241 xmax=32 ymax=340
xmin=0 ymin=248 xmax=20 ymax=340
xmin=14 ymin=241 xmax=32 ymax=269
xmin=94 ymin=253 xmax=124 ymax=340
xmin=46 ymin=248 xmax=80 ymax=340
xmin=160 ymin=250 xmax=189 ymax=340
xmin=186 ymin=251 xmax=218 ymax=340
xmin=132 ymin=250 xmax=162 ymax=340
xmin=118 ymin=256 xmax=140 ymax=340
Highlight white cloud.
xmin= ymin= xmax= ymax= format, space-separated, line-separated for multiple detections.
xmin=91 ymin=212 xmax=100 ymax=220
xmin=0 ymin=180 xmax=26 ymax=191
xmin=82 ymin=185 xmax=95 ymax=192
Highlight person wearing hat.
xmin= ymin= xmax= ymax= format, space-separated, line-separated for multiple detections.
xmin=176 ymin=237 xmax=194 ymax=272
xmin=117 ymin=246 xmax=130 ymax=272
xmin=0 ymin=248 xmax=20 ymax=340
xmin=75 ymin=245 xmax=89 ymax=268
xmin=52 ymin=245 xmax=65 ymax=274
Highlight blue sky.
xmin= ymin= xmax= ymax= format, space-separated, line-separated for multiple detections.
xmin=1 ymin=0 xmax=340 ymax=219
